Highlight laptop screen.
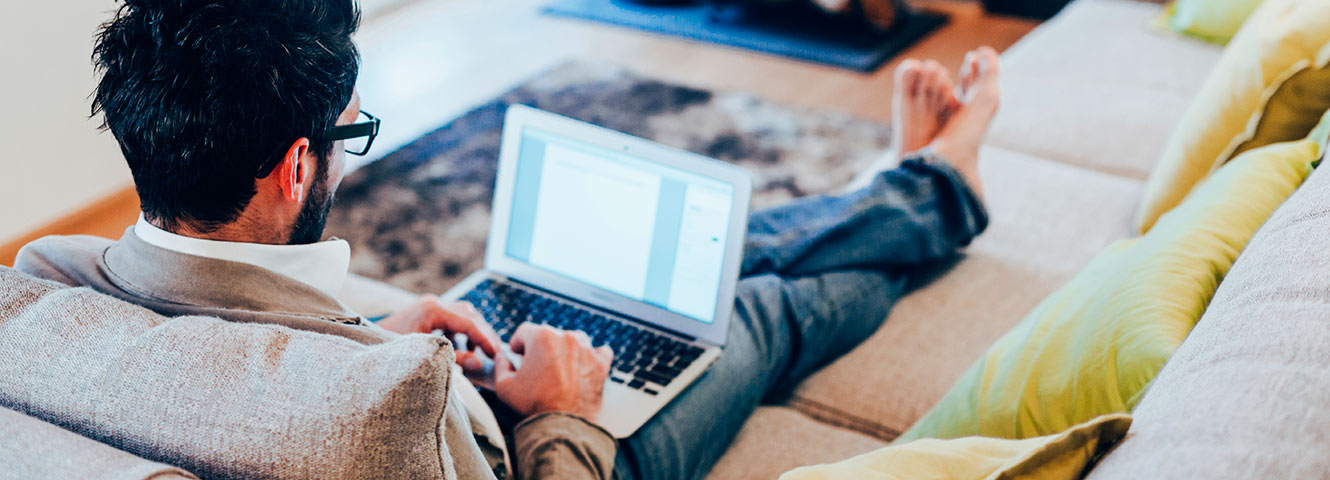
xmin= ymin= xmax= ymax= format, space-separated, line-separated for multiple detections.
xmin=503 ymin=127 xmax=736 ymax=324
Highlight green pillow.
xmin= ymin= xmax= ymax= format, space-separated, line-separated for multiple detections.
xmin=1157 ymin=0 xmax=1265 ymax=45
xmin=1227 ymin=53 xmax=1330 ymax=161
xmin=896 ymin=111 xmax=1330 ymax=443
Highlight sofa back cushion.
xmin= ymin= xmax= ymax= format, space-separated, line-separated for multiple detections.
xmin=1087 ymin=139 xmax=1330 ymax=478
xmin=0 ymin=266 xmax=456 ymax=479
xmin=894 ymin=123 xmax=1321 ymax=443
xmin=1156 ymin=0 xmax=1263 ymax=45
xmin=0 ymin=405 xmax=198 ymax=480
xmin=1134 ymin=0 xmax=1330 ymax=233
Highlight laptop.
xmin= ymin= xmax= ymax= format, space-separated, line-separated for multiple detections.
xmin=440 ymin=105 xmax=753 ymax=439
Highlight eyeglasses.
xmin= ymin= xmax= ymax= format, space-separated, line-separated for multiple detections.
xmin=254 ymin=110 xmax=381 ymax=178
xmin=321 ymin=110 xmax=380 ymax=156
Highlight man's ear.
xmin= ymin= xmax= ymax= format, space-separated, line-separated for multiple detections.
xmin=276 ymin=138 xmax=313 ymax=203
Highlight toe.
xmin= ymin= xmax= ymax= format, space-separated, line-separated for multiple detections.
xmin=981 ymin=49 xmax=1002 ymax=80
xmin=977 ymin=46 xmax=1000 ymax=61
xmin=935 ymin=61 xmax=956 ymax=89
xmin=972 ymin=47 xmax=1001 ymax=79
xmin=969 ymin=48 xmax=1002 ymax=107
xmin=895 ymin=59 xmax=924 ymax=98
xmin=932 ymin=62 xmax=956 ymax=100
xmin=923 ymin=60 xmax=945 ymax=84
xmin=936 ymin=74 xmax=959 ymax=117
xmin=922 ymin=61 xmax=945 ymax=106
xmin=961 ymin=51 xmax=983 ymax=90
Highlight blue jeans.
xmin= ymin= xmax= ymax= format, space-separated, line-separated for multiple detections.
xmin=612 ymin=154 xmax=989 ymax=480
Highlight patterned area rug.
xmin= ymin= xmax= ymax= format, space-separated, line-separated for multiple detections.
xmin=325 ymin=62 xmax=893 ymax=294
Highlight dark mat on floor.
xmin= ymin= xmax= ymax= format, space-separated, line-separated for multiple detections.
xmin=542 ymin=0 xmax=946 ymax=72
xmin=325 ymin=62 xmax=893 ymax=294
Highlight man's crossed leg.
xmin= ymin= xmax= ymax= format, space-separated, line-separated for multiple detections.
xmin=613 ymin=47 xmax=1003 ymax=480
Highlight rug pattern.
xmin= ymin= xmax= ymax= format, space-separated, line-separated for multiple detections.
xmin=325 ymin=62 xmax=893 ymax=294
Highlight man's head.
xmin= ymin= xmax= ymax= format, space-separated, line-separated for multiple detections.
xmin=92 ymin=0 xmax=362 ymax=244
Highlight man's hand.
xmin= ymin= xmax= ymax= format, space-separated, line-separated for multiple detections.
xmin=377 ymin=295 xmax=502 ymax=374
xmin=494 ymin=323 xmax=614 ymax=423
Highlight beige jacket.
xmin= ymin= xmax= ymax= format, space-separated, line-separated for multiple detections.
xmin=15 ymin=229 xmax=618 ymax=480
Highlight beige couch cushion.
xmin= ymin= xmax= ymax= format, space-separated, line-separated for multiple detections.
xmin=0 ymin=406 xmax=197 ymax=480
xmin=988 ymin=0 xmax=1223 ymax=179
xmin=785 ymin=146 xmax=1143 ymax=440
xmin=706 ymin=407 xmax=887 ymax=479
xmin=0 ymin=267 xmax=458 ymax=479
xmin=1086 ymin=154 xmax=1330 ymax=478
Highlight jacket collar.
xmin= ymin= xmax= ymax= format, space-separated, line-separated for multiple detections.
xmin=103 ymin=228 xmax=363 ymax=325
xmin=132 ymin=216 xmax=351 ymax=298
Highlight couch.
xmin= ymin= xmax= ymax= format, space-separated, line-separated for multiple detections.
xmin=4 ymin=0 xmax=1328 ymax=478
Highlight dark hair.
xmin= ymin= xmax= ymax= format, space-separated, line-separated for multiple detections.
xmin=92 ymin=0 xmax=361 ymax=232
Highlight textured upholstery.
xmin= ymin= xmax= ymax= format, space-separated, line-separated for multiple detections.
xmin=0 ymin=267 xmax=458 ymax=480
xmin=0 ymin=406 xmax=197 ymax=480
xmin=785 ymin=146 xmax=1144 ymax=440
xmin=987 ymin=0 xmax=1223 ymax=180
xmin=1087 ymin=151 xmax=1330 ymax=479
xmin=706 ymin=407 xmax=887 ymax=479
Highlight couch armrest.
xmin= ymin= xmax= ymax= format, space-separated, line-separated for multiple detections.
xmin=0 ymin=406 xmax=197 ymax=480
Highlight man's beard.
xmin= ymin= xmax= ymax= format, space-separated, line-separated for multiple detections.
xmin=288 ymin=162 xmax=335 ymax=245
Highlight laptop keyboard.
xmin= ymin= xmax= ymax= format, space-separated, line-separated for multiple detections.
xmin=460 ymin=279 xmax=706 ymax=395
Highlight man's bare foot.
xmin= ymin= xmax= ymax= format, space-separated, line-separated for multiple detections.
xmin=892 ymin=59 xmax=960 ymax=158
xmin=843 ymin=58 xmax=963 ymax=193
xmin=929 ymin=47 xmax=1001 ymax=198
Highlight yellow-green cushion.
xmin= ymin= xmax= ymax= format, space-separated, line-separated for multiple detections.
xmin=1156 ymin=0 xmax=1264 ymax=46
xmin=896 ymin=112 xmax=1330 ymax=443
xmin=1226 ymin=52 xmax=1330 ymax=161
xmin=1134 ymin=0 xmax=1330 ymax=234
xmin=781 ymin=414 xmax=1131 ymax=480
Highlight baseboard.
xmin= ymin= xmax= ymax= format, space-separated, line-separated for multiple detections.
xmin=0 ymin=185 xmax=140 ymax=267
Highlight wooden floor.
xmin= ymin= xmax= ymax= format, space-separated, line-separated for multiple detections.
xmin=0 ymin=0 xmax=1037 ymax=267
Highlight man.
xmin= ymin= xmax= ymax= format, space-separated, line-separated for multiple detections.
xmin=16 ymin=1 xmax=1001 ymax=478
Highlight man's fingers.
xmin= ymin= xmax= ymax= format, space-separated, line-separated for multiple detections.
xmin=419 ymin=297 xmax=467 ymax=331
xmin=417 ymin=300 xmax=504 ymax=358
xmin=495 ymin=347 xmax=518 ymax=372
xmin=494 ymin=351 xmax=518 ymax=387
xmin=448 ymin=302 xmax=501 ymax=357
xmin=510 ymin=322 xmax=558 ymax=355
xmin=446 ymin=301 xmax=485 ymax=324
xmin=456 ymin=351 xmax=485 ymax=374
xmin=571 ymin=330 xmax=592 ymax=348
xmin=508 ymin=323 xmax=539 ymax=354
xmin=594 ymin=346 xmax=614 ymax=368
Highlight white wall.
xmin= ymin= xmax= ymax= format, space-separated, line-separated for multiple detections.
xmin=0 ymin=1 xmax=133 ymax=242
xmin=0 ymin=0 xmax=425 ymax=243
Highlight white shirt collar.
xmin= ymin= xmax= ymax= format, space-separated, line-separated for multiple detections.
xmin=133 ymin=215 xmax=351 ymax=297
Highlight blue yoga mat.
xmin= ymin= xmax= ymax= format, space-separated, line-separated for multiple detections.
xmin=542 ymin=0 xmax=947 ymax=73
